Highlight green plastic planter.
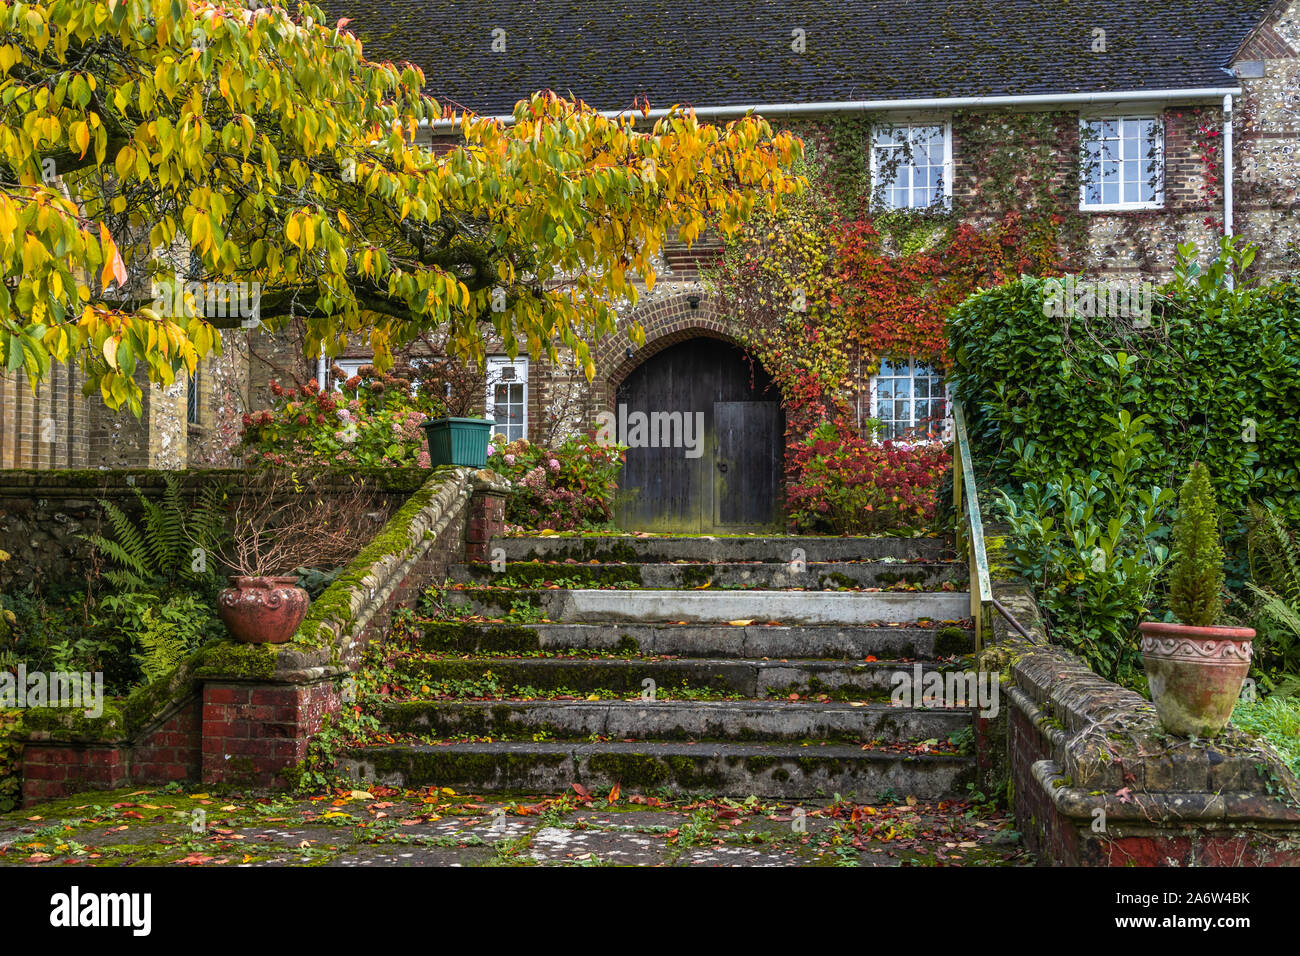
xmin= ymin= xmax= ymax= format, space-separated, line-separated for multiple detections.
xmin=421 ymin=416 xmax=493 ymax=467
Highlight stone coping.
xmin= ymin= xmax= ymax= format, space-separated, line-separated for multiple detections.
xmin=986 ymin=580 xmax=1300 ymax=823
xmin=0 ymin=466 xmax=431 ymax=497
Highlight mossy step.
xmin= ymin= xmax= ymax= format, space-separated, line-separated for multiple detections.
xmin=396 ymin=655 xmax=955 ymax=699
xmin=492 ymin=535 xmax=954 ymax=564
xmin=379 ymin=698 xmax=972 ymax=742
xmin=339 ymin=740 xmax=976 ymax=800
xmin=441 ymin=588 xmax=971 ymax=625
xmin=450 ymin=560 xmax=962 ymax=591
xmin=419 ymin=621 xmax=975 ymax=659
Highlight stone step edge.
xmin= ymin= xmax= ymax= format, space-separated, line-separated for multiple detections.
xmin=343 ymin=740 xmax=974 ymax=761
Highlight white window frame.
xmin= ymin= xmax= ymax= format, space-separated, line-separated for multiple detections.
xmin=1078 ymin=114 xmax=1165 ymax=211
xmin=331 ymin=357 xmax=434 ymax=396
xmin=486 ymin=356 xmax=528 ymax=440
xmin=331 ymin=358 xmax=370 ymax=391
xmin=870 ymin=120 xmax=953 ymax=211
xmin=868 ymin=358 xmax=951 ymax=443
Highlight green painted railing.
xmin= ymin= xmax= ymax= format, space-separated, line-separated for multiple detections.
xmin=951 ymin=401 xmax=994 ymax=651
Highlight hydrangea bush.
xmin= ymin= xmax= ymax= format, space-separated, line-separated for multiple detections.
xmin=240 ymin=364 xmax=445 ymax=468
xmin=488 ymin=433 xmax=625 ymax=531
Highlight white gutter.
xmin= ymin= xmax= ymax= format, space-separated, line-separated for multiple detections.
xmin=1223 ymin=93 xmax=1234 ymax=240
xmin=429 ymin=86 xmax=1244 ymax=127
xmin=1223 ymin=92 xmax=1234 ymax=290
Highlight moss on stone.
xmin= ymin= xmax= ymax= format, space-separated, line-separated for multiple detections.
xmin=20 ymin=700 xmax=128 ymax=742
xmin=490 ymin=562 xmax=641 ymax=588
xmin=674 ymin=564 xmax=715 ymax=587
xmin=421 ymin=622 xmax=539 ymax=653
xmin=295 ymin=467 xmax=463 ymax=648
xmin=191 ymin=642 xmax=278 ymax=681
xmin=935 ymin=626 xmax=975 ymax=656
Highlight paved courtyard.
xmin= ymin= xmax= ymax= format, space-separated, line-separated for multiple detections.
xmin=0 ymin=784 xmax=1028 ymax=867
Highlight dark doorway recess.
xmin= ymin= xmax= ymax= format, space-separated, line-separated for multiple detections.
xmin=614 ymin=338 xmax=783 ymax=532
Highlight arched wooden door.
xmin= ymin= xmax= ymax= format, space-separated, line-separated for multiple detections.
xmin=613 ymin=338 xmax=783 ymax=532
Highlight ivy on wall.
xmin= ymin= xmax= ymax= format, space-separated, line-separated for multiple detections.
xmin=706 ymin=109 xmax=1084 ymax=439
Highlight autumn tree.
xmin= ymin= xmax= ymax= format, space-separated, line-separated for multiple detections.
xmin=0 ymin=0 xmax=804 ymax=412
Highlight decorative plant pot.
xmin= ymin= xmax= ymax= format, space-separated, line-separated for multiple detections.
xmin=1139 ymin=621 xmax=1254 ymax=737
xmin=217 ymin=575 xmax=310 ymax=644
xmin=421 ymin=416 xmax=493 ymax=468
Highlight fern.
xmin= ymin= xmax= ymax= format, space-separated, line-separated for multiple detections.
xmin=82 ymin=474 xmax=229 ymax=588
xmin=131 ymin=609 xmax=187 ymax=684
xmin=1247 ymin=501 xmax=1300 ymax=608
xmin=85 ymin=496 xmax=153 ymax=589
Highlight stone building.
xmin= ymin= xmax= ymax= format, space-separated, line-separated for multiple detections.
xmin=5 ymin=0 xmax=1300 ymax=528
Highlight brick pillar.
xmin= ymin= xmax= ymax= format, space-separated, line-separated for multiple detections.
xmin=200 ymin=681 xmax=338 ymax=787
xmin=467 ymin=488 xmax=506 ymax=563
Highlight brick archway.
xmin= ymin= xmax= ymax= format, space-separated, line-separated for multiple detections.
xmin=590 ymin=290 xmax=755 ymax=412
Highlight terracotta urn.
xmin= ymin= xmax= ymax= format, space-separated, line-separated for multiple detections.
xmin=1138 ymin=621 xmax=1254 ymax=737
xmin=218 ymin=575 xmax=310 ymax=644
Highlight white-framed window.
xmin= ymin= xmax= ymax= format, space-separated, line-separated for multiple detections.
xmin=331 ymin=356 xmax=433 ymax=396
xmin=871 ymin=122 xmax=952 ymax=210
xmin=869 ymin=358 xmax=949 ymax=441
xmin=331 ymin=358 xmax=370 ymax=390
xmin=486 ymin=356 xmax=528 ymax=440
xmin=1080 ymin=115 xmax=1164 ymax=210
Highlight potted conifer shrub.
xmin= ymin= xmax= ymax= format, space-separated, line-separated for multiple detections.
xmin=1139 ymin=461 xmax=1254 ymax=736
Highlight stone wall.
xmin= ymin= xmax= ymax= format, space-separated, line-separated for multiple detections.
xmin=1233 ymin=0 xmax=1300 ymax=276
xmin=0 ymin=468 xmax=431 ymax=591
xmin=188 ymin=331 xmax=252 ymax=467
xmin=0 ymin=364 xmax=90 ymax=470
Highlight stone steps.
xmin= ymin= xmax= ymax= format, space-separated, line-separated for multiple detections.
xmin=418 ymin=621 xmax=975 ymax=659
xmin=398 ymin=655 xmax=955 ymax=699
xmin=377 ymin=698 xmax=972 ymax=742
xmin=492 ymin=535 xmax=954 ymax=564
xmin=450 ymin=560 xmax=963 ymax=591
xmin=339 ymin=739 xmax=975 ymax=801
xmin=441 ymin=587 xmax=972 ymax=625
xmin=341 ymin=533 xmax=978 ymax=800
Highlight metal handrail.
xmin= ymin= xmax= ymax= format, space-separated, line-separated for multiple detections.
xmin=951 ymin=400 xmax=994 ymax=651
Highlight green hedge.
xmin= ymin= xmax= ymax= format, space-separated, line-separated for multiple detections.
xmin=947 ymin=275 xmax=1300 ymax=536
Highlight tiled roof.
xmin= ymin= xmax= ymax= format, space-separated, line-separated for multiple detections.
xmin=322 ymin=0 xmax=1274 ymax=116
